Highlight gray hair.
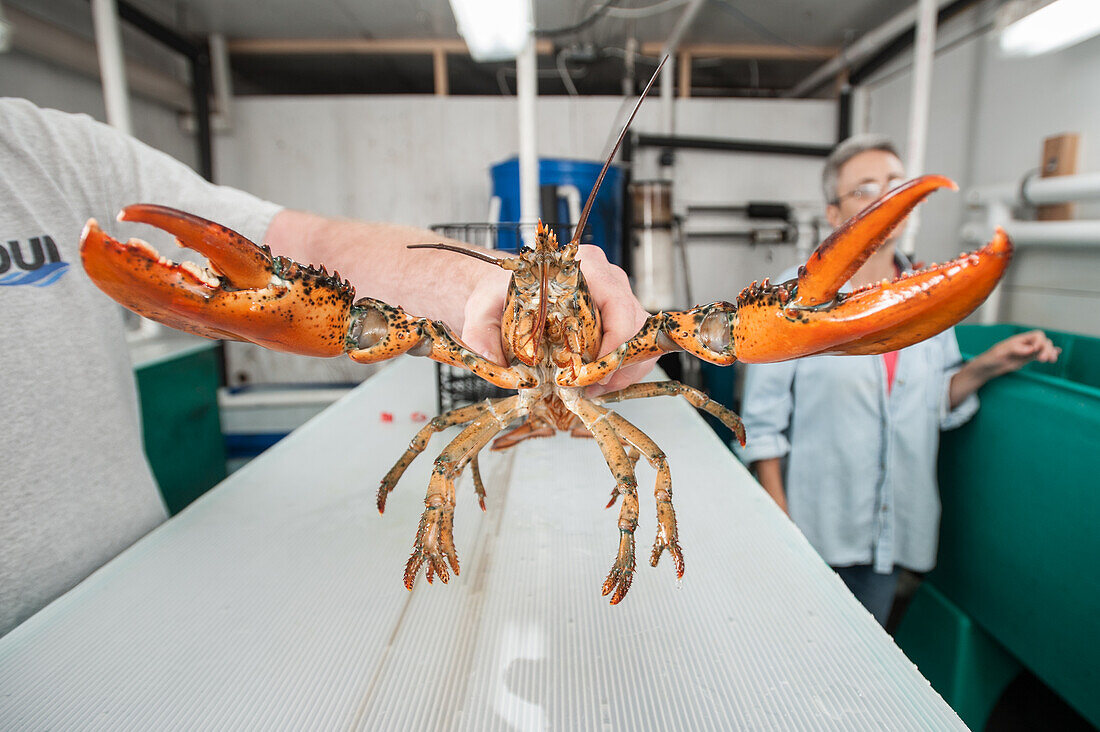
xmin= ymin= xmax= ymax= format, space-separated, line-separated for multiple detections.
xmin=822 ymin=134 xmax=901 ymax=204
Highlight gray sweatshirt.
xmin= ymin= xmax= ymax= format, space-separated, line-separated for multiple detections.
xmin=0 ymin=98 xmax=281 ymax=636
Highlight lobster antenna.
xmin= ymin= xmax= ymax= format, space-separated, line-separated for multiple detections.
xmin=407 ymin=243 xmax=508 ymax=266
xmin=570 ymin=55 xmax=668 ymax=247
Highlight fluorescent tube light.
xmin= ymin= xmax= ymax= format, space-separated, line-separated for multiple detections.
xmin=999 ymin=0 xmax=1100 ymax=56
xmin=448 ymin=0 xmax=532 ymax=62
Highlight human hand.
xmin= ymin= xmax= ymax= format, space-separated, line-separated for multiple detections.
xmin=982 ymin=329 xmax=1061 ymax=377
xmin=459 ymin=244 xmax=652 ymax=395
xmin=577 ymin=245 xmax=653 ymax=397
xmin=459 ymin=264 xmax=513 ymax=366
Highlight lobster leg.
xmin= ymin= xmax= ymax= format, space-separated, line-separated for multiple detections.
xmin=469 ymin=455 xmax=488 ymax=512
xmin=377 ymin=400 xmax=495 ymax=514
xmin=348 ymin=297 xmax=537 ymax=390
xmin=601 ymin=410 xmax=684 ymax=579
xmin=595 ymin=381 xmax=746 ymax=447
xmin=404 ymin=395 xmax=528 ymax=589
xmin=604 ymin=446 xmax=642 ymax=509
xmin=490 ymin=415 xmax=556 ymax=451
xmin=564 ymin=394 xmax=640 ymax=604
xmin=560 ymin=303 xmax=737 ymax=388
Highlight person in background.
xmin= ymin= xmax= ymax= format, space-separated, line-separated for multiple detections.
xmin=0 ymin=98 xmax=651 ymax=637
xmin=735 ymin=134 xmax=1060 ymax=626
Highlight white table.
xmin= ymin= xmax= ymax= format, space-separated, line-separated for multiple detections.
xmin=0 ymin=358 xmax=964 ymax=730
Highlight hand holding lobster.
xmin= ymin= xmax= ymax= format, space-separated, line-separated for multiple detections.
xmin=461 ymin=242 xmax=653 ymax=397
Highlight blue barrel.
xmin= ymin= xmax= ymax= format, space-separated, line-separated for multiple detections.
xmin=490 ymin=157 xmax=625 ymax=265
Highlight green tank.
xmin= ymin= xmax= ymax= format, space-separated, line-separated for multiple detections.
xmin=896 ymin=324 xmax=1100 ymax=728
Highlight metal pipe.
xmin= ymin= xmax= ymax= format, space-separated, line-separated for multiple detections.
xmin=967 ymin=217 xmax=1100 ymax=321
xmin=640 ymin=41 xmax=836 ymax=60
xmin=622 ymin=36 xmax=637 ymax=96
xmin=975 ymin=201 xmax=1011 ymax=324
xmin=659 ymin=0 xmax=706 ymax=135
xmin=899 ymin=0 xmax=938 ymax=258
xmin=516 ymin=34 xmax=539 ymax=246
xmin=967 ymin=179 xmax=1100 ymax=324
xmin=191 ymin=46 xmax=213 ymax=181
xmin=661 ymin=56 xmax=675 ymax=136
xmin=837 ymin=84 xmax=852 ymax=143
xmin=229 ymin=37 xmax=554 ymax=55
xmin=969 ymin=172 xmax=1100 ymax=206
xmin=209 ymin=33 xmax=233 ymax=126
xmin=963 ymin=217 xmax=1100 ymax=250
xmin=785 ymin=0 xmax=955 ymax=98
xmin=635 ymin=134 xmax=831 ymax=157
xmin=114 ymin=0 xmax=197 ymax=57
xmin=90 ymin=0 xmax=133 ymax=136
xmin=848 ymin=0 xmax=979 ymax=87
xmin=850 ymin=85 xmax=870 ymax=136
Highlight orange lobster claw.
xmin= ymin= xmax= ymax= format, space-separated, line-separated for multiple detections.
xmin=80 ymin=204 xmax=354 ymax=356
xmin=733 ymin=175 xmax=1013 ymax=363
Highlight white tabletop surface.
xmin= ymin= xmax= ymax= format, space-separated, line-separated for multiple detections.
xmin=0 ymin=357 xmax=964 ymax=731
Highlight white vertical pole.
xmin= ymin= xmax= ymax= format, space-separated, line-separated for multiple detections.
xmin=622 ymin=36 xmax=637 ymax=97
xmin=851 ymin=85 xmax=870 ymax=136
xmin=977 ymin=201 xmax=1011 ymax=324
xmin=91 ymin=0 xmax=133 ymax=136
xmin=92 ymin=0 xmax=157 ymax=339
xmin=658 ymin=0 xmax=705 ymax=138
xmin=661 ymin=53 xmax=675 ymax=136
xmin=900 ymin=0 xmax=937 ymax=257
xmin=516 ymin=33 xmax=538 ymax=247
xmin=209 ymin=32 xmax=233 ymax=125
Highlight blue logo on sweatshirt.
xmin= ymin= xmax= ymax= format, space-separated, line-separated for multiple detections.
xmin=0 ymin=236 xmax=70 ymax=287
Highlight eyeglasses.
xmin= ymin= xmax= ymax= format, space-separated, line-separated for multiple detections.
xmin=834 ymin=177 xmax=906 ymax=205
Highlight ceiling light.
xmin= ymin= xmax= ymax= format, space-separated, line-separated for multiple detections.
xmin=448 ymin=0 xmax=532 ymax=62
xmin=998 ymin=0 xmax=1100 ymax=56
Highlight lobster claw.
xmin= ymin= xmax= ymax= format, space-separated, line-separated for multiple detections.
xmin=80 ymin=204 xmax=355 ymax=357
xmin=733 ymin=175 xmax=1013 ymax=363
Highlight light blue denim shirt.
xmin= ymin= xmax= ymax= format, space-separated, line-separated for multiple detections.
xmin=734 ymin=262 xmax=979 ymax=573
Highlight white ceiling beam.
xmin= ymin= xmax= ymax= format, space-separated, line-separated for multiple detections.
xmin=227 ymin=38 xmax=554 ymax=55
xmin=640 ymin=42 xmax=836 ymax=60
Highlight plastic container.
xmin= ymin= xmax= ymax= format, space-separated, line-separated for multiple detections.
xmin=895 ymin=323 xmax=1100 ymax=729
xmin=218 ymin=384 xmax=354 ymax=472
xmin=630 ymin=181 xmax=676 ymax=311
xmin=490 ymin=157 xmax=624 ymax=265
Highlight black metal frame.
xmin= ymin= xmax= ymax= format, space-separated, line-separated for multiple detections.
xmin=633 ymin=134 xmax=833 ymax=158
xmin=92 ymin=0 xmax=214 ymax=181
xmin=427 ymin=222 xmax=568 ymax=414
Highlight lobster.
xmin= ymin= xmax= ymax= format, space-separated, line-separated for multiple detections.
xmin=78 ymin=68 xmax=1012 ymax=605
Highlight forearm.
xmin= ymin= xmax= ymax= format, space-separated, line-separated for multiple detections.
xmin=950 ymin=330 xmax=1061 ymax=408
xmin=948 ymin=353 xmax=1003 ymax=409
xmin=752 ymin=458 xmax=788 ymax=515
xmin=264 ymin=209 xmax=504 ymax=334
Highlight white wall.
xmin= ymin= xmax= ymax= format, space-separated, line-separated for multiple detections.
xmin=215 ymin=95 xmax=836 ymax=309
xmin=862 ymin=6 xmax=1100 ymax=337
xmin=0 ymin=51 xmax=199 ymax=171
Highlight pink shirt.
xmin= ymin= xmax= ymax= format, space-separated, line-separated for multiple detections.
xmin=883 ymin=350 xmax=900 ymax=393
